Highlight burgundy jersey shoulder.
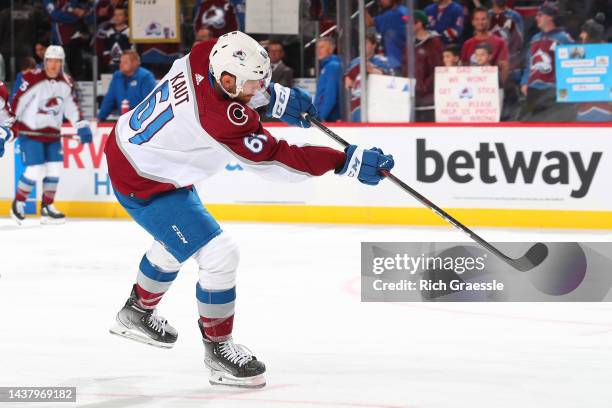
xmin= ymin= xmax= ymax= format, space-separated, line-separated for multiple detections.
xmin=20 ymin=69 xmax=47 ymax=91
xmin=188 ymin=39 xmax=260 ymax=140
xmin=0 ymin=81 xmax=8 ymax=102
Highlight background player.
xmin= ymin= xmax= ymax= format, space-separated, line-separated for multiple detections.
xmin=0 ymin=80 xmax=15 ymax=158
xmin=9 ymin=45 xmax=92 ymax=225
xmin=105 ymin=31 xmax=394 ymax=389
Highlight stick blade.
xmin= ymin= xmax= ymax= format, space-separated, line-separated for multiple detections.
xmin=510 ymin=242 xmax=549 ymax=272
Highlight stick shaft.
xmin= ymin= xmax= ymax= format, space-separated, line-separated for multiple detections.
xmin=19 ymin=130 xmax=79 ymax=140
xmin=305 ymin=114 xmax=518 ymax=266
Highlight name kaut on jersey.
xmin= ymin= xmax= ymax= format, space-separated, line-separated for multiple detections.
xmin=416 ymin=139 xmax=602 ymax=198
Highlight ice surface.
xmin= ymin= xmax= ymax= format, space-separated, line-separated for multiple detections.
xmin=1 ymin=219 xmax=611 ymax=408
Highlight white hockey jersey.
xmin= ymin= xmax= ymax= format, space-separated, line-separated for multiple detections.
xmin=11 ymin=69 xmax=82 ymax=140
xmin=105 ymin=39 xmax=345 ymax=199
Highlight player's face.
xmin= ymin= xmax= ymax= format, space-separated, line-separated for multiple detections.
xmin=472 ymin=12 xmax=489 ymax=32
xmin=44 ymin=59 xmax=62 ymax=78
xmin=220 ymin=74 xmax=263 ymax=104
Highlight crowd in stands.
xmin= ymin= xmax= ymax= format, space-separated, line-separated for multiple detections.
xmin=0 ymin=0 xmax=610 ymax=122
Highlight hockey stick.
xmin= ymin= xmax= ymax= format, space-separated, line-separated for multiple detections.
xmin=303 ymin=113 xmax=548 ymax=272
xmin=19 ymin=130 xmax=81 ymax=141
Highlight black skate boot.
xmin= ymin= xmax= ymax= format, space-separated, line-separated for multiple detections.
xmin=40 ymin=203 xmax=66 ymax=225
xmin=10 ymin=200 xmax=26 ymax=225
xmin=109 ymin=285 xmax=178 ymax=348
xmin=198 ymin=320 xmax=266 ymax=388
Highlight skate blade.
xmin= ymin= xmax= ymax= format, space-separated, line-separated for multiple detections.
xmin=109 ymin=323 xmax=175 ymax=349
xmin=41 ymin=216 xmax=66 ymax=225
xmin=10 ymin=212 xmax=24 ymax=226
xmin=208 ymin=370 xmax=266 ymax=389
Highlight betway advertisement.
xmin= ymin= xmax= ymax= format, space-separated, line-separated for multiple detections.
xmin=22 ymin=123 xmax=611 ymax=215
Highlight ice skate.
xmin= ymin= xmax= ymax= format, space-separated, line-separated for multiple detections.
xmin=199 ymin=320 xmax=266 ymax=388
xmin=40 ymin=203 xmax=66 ymax=225
xmin=110 ymin=285 xmax=178 ymax=348
xmin=10 ymin=200 xmax=26 ymax=225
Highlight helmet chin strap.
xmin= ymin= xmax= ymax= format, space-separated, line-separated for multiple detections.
xmin=216 ymin=77 xmax=243 ymax=99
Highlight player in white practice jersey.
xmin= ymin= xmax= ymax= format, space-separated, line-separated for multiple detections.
xmin=9 ymin=46 xmax=93 ymax=225
xmin=0 ymin=80 xmax=15 ymax=158
xmin=105 ymin=31 xmax=395 ymax=388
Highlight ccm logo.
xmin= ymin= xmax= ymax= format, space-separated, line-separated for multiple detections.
xmin=172 ymin=225 xmax=189 ymax=244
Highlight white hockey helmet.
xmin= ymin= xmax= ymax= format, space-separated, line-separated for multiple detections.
xmin=44 ymin=45 xmax=65 ymax=61
xmin=209 ymin=31 xmax=271 ymax=98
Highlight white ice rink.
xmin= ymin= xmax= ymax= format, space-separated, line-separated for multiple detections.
xmin=1 ymin=219 xmax=611 ymax=408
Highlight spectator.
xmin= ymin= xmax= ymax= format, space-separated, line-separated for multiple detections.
xmin=193 ymin=0 xmax=238 ymax=39
xmin=344 ymin=33 xmax=394 ymax=122
xmin=95 ymin=0 xmax=125 ymax=26
xmin=10 ymin=57 xmax=37 ymax=101
xmin=461 ymin=7 xmax=509 ymax=85
xmin=425 ymin=0 xmax=465 ymax=45
xmin=442 ymin=44 xmax=461 ymax=66
xmin=96 ymin=6 xmax=132 ymax=73
xmin=576 ymin=14 xmax=612 ymax=122
xmin=34 ymin=41 xmax=48 ymax=68
xmin=520 ymin=3 xmax=575 ymax=122
xmin=267 ymin=41 xmax=294 ymax=88
xmin=473 ymin=42 xmax=492 ymax=66
xmin=315 ymin=37 xmax=342 ymax=122
xmin=44 ymin=0 xmax=91 ymax=80
xmin=194 ymin=27 xmax=214 ymax=44
xmin=413 ymin=9 xmax=444 ymax=122
xmin=489 ymin=0 xmax=524 ymax=81
xmin=365 ymin=0 xmax=408 ymax=70
xmin=97 ymin=50 xmax=156 ymax=121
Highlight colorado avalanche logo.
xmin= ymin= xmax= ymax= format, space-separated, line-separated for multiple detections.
xmin=38 ymin=96 xmax=64 ymax=115
xmin=145 ymin=22 xmax=162 ymax=36
xmin=531 ymin=49 xmax=553 ymax=74
xmin=458 ymin=87 xmax=474 ymax=100
xmin=233 ymin=50 xmax=246 ymax=61
xmin=227 ymin=102 xmax=248 ymax=126
xmin=201 ymin=6 xmax=226 ymax=29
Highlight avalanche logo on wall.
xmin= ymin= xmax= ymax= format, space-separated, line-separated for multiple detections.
xmin=227 ymin=102 xmax=248 ymax=126
xmin=145 ymin=22 xmax=162 ymax=36
xmin=201 ymin=6 xmax=226 ymax=29
xmin=37 ymin=96 xmax=64 ymax=116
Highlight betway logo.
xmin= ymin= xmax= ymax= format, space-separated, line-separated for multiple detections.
xmin=416 ymin=139 xmax=602 ymax=198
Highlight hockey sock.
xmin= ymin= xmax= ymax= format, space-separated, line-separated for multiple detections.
xmin=15 ymin=175 xmax=35 ymax=202
xmin=42 ymin=177 xmax=59 ymax=205
xmin=134 ymin=254 xmax=179 ymax=310
xmin=196 ymin=282 xmax=235 ymax=342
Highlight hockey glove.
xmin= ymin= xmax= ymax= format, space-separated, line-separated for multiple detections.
xmin=0 ymin=126 xmax=13 ymax=158
xmin=266 ymin=82 xmax=318 ymax=128
xmin=336 ymin=145 xmax=394 ymax=186
xmin=75 ymin=120 xmax=93 ymax=144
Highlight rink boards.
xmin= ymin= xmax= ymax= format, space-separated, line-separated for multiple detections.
xmin=0 ymin=122 xmax=611 ymax=229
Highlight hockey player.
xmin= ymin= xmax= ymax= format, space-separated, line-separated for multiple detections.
xmin=0 ymin=80 xmax=15 ymax=158
xmin=105 ymin=31 xmax=394 ymax=388
xmin=9 ymin=45 xmax=93 ymax=224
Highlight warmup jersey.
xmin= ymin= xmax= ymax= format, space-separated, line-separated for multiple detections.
xmin=11 ymin=69 xmax=82 ymax=142
xmin=105 ymin=39 xmax=346 ymax=199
